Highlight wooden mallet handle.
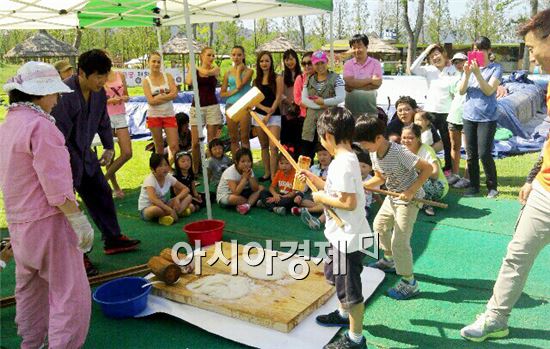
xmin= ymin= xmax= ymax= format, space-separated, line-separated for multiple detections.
xmin=249 ymin=110 xmax=345 ymax=227
xmin=364 ymin=186 xmax=448 ymax=208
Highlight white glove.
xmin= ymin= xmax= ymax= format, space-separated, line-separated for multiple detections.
xmin=99 ymin=149 xmax=115 ymax=166
xmin=66 ymin=212 xmax=95 ymax=253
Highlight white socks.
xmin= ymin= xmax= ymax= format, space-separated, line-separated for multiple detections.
xmin=348 ymin=330 xmax=364 ymax=344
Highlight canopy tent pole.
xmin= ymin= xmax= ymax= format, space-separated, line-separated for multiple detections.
xmin=156 ymin=26 xmax=164 ymax=71
xmin=182 ymin=0 xmax=213 ymax=219
xmin=329 ymin=12 xmax=334 ymax=70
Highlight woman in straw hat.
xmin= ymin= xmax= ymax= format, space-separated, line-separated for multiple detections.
xmin=0 ymin=61 xmax=92 ymax=348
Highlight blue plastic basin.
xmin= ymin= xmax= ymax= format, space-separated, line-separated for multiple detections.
xmin=93 ymin=277 xmax=151 ymax=318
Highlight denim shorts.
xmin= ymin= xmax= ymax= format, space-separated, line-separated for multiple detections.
xmin=252 ymin=114 xmax=281 ymax=127
xmin=110 ymin=113 xmax=128 ymax=129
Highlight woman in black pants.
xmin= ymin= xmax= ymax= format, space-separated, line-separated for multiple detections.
xmin=458 ymin=36 xmax=503 ymax=198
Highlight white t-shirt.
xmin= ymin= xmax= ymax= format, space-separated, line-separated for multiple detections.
xmin=363 ymin=174 xmax=375 ymax=207
xmin=410 ymin=52 xmax=458 ymax=113
xmin=421 ymin=129 xmax=434 ymax=146
xmin=216 ymin=164 xmax=255 ymax=202
xmin=138 ymin=173 xmax=178 ymax=211
xmin=324 ymin=151 xmax=372 ymax=253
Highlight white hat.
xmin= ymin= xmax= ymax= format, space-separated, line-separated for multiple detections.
xmin=3 ymin=61 xmax=72 ymax=96
xmin=451 ymin=52 xmax=467 ymax=62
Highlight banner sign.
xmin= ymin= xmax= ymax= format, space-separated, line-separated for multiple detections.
xmin=121 ymin=68 xmax=184 ymax=87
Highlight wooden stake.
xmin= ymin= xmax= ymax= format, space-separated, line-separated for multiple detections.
xmin=364 ymin=186 xmax=448 ymax=208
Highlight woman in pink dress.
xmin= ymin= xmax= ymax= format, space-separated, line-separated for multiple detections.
xmin=0 ymin=62 xmax=94 ymax=348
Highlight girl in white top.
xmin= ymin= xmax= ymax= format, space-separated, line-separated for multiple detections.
xmin=138 ymin=153 xmax=193 ymax=225
xmin=143 ymin=51 xmax=179 ymax=163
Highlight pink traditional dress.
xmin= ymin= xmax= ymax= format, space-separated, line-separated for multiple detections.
xmin=0 ymin=102 xmax=90 ymax=349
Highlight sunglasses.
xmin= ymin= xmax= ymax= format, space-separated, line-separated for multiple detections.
xmin=176 ymin=151 xmax=191 ymax=158
xmin=302 ymin=61 xmax=312 ymax=66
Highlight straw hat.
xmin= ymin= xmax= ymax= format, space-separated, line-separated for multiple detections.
xmin=3 ymin=61 xmax=72 ymax=96
xmin=53 ymin=60 xmax=73 ymax=73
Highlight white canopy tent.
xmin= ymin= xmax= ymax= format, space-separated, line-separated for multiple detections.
xmin=0 ymin=0 xmax=334 ymax=219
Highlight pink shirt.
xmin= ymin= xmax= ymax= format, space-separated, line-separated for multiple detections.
xmin=343 ymin=56 xmax=383 ymax=80
xmin=105 ymin=72 xmax=126 ymax=116
xmin=293 ymin=73 xmax=307 ymax=117
xmin=0 ymin=105 xmax=76 ymax=224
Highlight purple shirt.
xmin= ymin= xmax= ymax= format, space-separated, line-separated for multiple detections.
xmin=52 ymin=75 xmax=114 ymax=187
xmin=0 ymin=105 xmax=76 ymax=224
xmin=343 ymin=56 xmax=383 ymax=80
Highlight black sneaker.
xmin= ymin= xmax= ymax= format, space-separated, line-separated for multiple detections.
xmin=316 ymin=310 xmax=350 ymax=327
xmin=104 ymin=234 xmax=140 ymax=255
xmin=84 ymin=255 xmax=99 ymax=277
xmin=324 ymin=333 xmax=367 ymax=349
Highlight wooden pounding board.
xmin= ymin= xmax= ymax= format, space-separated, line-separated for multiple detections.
xmin=152 ymin=242 xmax=335 ymax=332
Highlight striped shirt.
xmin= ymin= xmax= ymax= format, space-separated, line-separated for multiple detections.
xmin=370 ymin=142 xmax=425 ymax=204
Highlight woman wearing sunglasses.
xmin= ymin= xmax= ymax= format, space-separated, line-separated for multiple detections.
xmin=300 ymin=50 xmax=346 ymax=158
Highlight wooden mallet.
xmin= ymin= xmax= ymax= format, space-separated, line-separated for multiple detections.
xmin=226 ymin=87 xmax=344 ymax=227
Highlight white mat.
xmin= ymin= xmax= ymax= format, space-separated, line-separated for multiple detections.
xmin=136 ymin=267 xmax=385 ymax=349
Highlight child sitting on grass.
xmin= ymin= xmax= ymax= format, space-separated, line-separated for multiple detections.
xmin=401 ymin=124 xmax=449 ymax=216
xmin=216 ymin=148 xmax=264 ymax=215
xmin=138 ymin=153 xmax=194 ymax=225
xmin=207 ymin=138 xmax=232 ymax=199
xmin=291 ymin=144 xmax=333 ymax=230
xmin=300 ymin=106 xmax=371 ymax=349
xmin=356 ymin=116 xmax=431 ymax=300
xmin=258 ymin=154 xmax=298 ymax=215
xmin=174 ymin=151 xmax=204 ymax=208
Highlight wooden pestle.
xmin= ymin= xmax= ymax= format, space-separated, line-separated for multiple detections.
xmin=147 ymin=256 xmax=181 ymax=285
xmin=160 ymin=248 xmax=194 ymax=274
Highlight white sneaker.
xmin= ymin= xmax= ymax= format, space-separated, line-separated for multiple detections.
xmin=487 ymin=189 xmax=499 ymax=199
xmin=461 ymin=313 xmax=509 ymax=342
xmin=446 ymin=174 xmax=461 ymax=185
xmin=453 ymin=178 xmax=470 ymax=189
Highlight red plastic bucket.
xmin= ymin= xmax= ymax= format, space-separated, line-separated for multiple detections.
xmin=183 ymin=219 xmax=225 ymax=246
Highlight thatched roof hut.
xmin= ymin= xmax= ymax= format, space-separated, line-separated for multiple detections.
xmin=256 ymin=36 xmax=303 ymax=53
xmin=4 ymin=30 xmax=78 ymax=59
xmin=162 ymin=32 xmax=205 ymax=55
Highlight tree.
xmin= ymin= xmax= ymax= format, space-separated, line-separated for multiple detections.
xmin=298 ymin=16 xmax=306 ymax=49
xmin=456 ymin=0 xmax=518 ymax=42
xmin=334 ymin=0 xmax=350 ymax=39
xmin=402 ymin=0 xmax=426 ymax=73
xmin=374 ymin=0 xmax=390 ymax=37
xmin=352 ymin=0 xmax=369 ymax=34
xmin=426 ymin=0 xmax=451 ymax=43
xmin=213 ymin=21 xmax=242 ymax=58
xmin=311 ymin=14 xmax=330 ymax=48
